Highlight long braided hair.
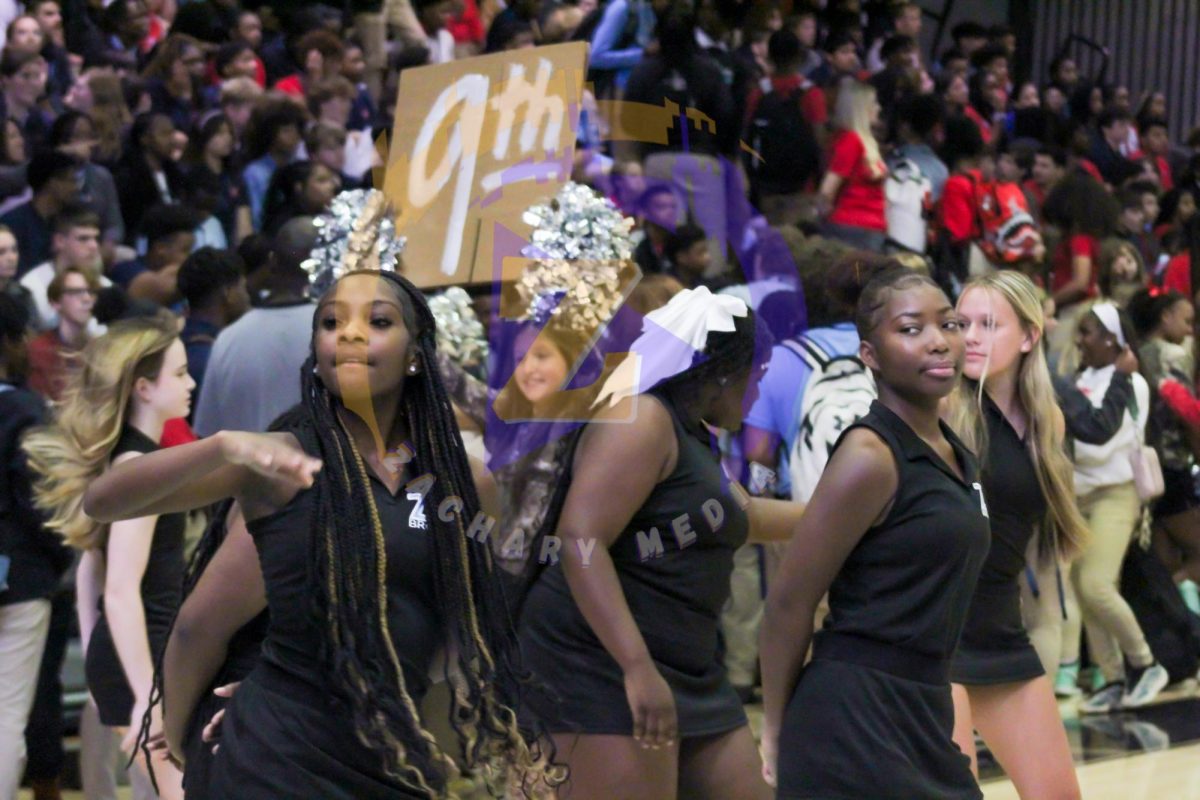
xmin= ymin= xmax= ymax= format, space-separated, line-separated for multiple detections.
xmin=134 ymin=271 xmax=562 ymax=797
xmin=296 ymin=269 xmax=561 ymax=796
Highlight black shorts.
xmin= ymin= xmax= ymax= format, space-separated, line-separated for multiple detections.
xmin=85 ymin=619 xmax=135 ymax=727
xmin=950 ymin=641 xmax=1045 ymax=685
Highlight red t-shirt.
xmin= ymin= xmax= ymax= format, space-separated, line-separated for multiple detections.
xmin=447 ymin=0 xmax=485 ymax=44
xmin=1164 ymin=251 xmax=1192 ymax=297
xmin=827 ymin=130 xmax=887 ymax=231
xmin=273 ymin=74 xmax=305 ymax=97
xmin=160 ymin=418 xmax=199 ymax=448
xmin=1051 ymin=233 xmax=1099 ymax=298
xmin=938 ymin=170 xmax=986 ymax=244
xmin=743 ymin=75 xmax=828 ymax=130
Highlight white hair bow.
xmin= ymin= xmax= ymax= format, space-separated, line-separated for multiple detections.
xmin=592 ymin=286 xmax=749 ymax=410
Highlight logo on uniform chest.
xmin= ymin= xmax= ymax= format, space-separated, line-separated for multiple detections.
xmin=406 ymin=491 xmax=428 ymax=530
xmin=972 ymin=482 xmax=990 ymax=518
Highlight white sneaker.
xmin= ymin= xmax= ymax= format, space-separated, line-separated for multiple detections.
xmin=1080 ymin=682 xmax=1124 ymax=714
xmin=1123 ymin=663 xmax=1170 ymax=708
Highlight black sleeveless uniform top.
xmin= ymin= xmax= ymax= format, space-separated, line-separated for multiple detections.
xmin=518 ymin=389 xmax=751 ymax=736
xmin=777 ymin=401 xmax=990 ymax=800
xmin=816 ymin=401 xmax=992 ymax=669
xmin=249 ymin=415 xmax=442 ymax=700
xmin=950 ymin=392 xmax=1048 ymax=684
xmin=86 ymin=426 xmax=186 ymax=726
xmin=208 ymin=414 xmax=444 ymax=799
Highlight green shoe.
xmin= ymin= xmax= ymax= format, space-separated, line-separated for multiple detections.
xmin=1181 ymin=580 xmax=1200 ymax=615
xmin=1055 ymin=661 xmax=1081 ymax=697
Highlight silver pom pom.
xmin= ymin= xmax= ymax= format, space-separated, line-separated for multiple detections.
xmin=520 ymin=182 xmax=634 ymax=262
xmin=428 ymin=287 xmax=488 ymax=372
xmin=513 ymin=182 xmax=637 ymax=340
xmin=301 ymin=189 xmax=407 ymax=295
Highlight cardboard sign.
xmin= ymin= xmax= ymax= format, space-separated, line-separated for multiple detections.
xmin=383 ymin=42 xmax=588 ymax=288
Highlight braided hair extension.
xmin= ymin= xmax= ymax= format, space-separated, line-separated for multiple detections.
xmin=298 ymin=270 xmax=563 ymax=796
xmin=133 ymin=497 xmax=236 ymax=787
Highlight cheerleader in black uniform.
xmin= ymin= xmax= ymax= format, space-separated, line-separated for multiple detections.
xmin=82 ymin=193 xmax=559 ymax=798
xmin=760 ymin=268 xmax=989 ymax=799
xmin=517 ymin=287 xmax=802 ymax=800
xmin=946 ymin=270 xmax=1084 ymax=799
xmin=23 ymin=314 xmax=192 ymax=799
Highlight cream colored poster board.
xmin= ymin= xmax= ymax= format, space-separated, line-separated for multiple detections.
xmin=383 ymin=43 xmax=588 ymax=287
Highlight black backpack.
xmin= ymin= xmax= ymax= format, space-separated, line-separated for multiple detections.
xmin=1120 ymin=540 xmax=1200 ymax=683
xmin=745 ymin=82 xmax=821 ymax=197
xmin=636 ymin=65 xmax=703 ymax=152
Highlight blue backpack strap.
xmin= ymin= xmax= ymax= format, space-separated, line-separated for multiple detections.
xmin=1024 ymin=564 xmax=1039 ymax=598
xmin=1024 ymin=562 xmax=1069 ymax=620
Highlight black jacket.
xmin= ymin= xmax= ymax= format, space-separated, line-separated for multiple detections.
xmin=1055 ymin=370 xmax=1134 ymax=445
xmin=0 ymin=385 xmax=71 ymax=606
xmin=115 ymin=156 xmax=186 ymax=244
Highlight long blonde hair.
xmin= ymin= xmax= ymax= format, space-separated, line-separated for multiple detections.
xmin=23 ymin=314 xmax=179 ymax=550
xmin=832 ymin=78 xmax=886 ymax=179
xmin=88 ymin=72 xmax=132 ymax=164
xmin=945 ymin=271 xmax=1089 ymax=561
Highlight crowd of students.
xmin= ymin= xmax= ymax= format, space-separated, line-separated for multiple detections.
xmin=1 ymin=0 xmax=1200 ymax=799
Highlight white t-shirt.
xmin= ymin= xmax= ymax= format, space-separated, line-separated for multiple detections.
xmin=427 ymin=29 xmax=456 ymax=64
xmin=193 ymin=216 xmax=227 ymax=251
xmin=192 ymin=303 xmax=315 ymax=436
xmin=1073 ymin=364 xmax=1150 ymax=495
xmin=343 ymin=130 xmax=382 ymax=181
